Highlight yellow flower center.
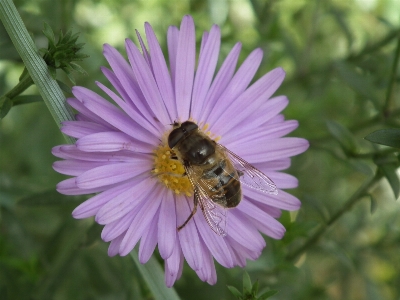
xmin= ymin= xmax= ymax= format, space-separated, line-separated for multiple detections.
xmin=152 ymin=145 xmax=193 ymax=197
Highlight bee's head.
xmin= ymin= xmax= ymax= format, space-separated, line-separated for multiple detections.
xmin=168 ymin=121 xmax=198 ymax=149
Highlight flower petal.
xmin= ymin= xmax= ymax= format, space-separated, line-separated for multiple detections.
xmin=145 ymin=23 xmax=177 ymax=121
xmin=158 ymin=190 xmax=177 ymax=259
xmin=67 ymin=98 xmax=114 ymax=128
xmin=102 ymin=210 xmax=137 ymax=242
xmin=268 ymin=171 xmax=299 ymax=189
xmin=76 ymin=131 xmax=152 ymax=153
xmin=108 ymin=233 xmax=125 ymax=257
xmin=231 ymin=137 xmax=309 ymax=163
xmin=139 ymin=210 xmax=159 ymax=263
xmin=165 ymin=236 xmax=184 ymax=287
xmin=167 ymin=25 xmax=179 ymax=88
xmin=72 ymin=179 xmax=139 ymax=218
xmin=199 ymin=42 xmax=241 ymax=122
xmin=96 ymin=79 xmax=160 ymax=136
xmin=174 ymin=15 xmax=195 ymax=120
xmin=102 ymin=44 xmax=155 ymax=124
xmin=119 ymin=185 xmax=163 ymax=256
xmin=213 ymin=67 xmax=285 ymax=136
xmin=244 ymin=187 xmax=301 ymax=211
xmin=125 ymin=39 xmax=171 ymax=125
xmin=56 ymin=177 xmax=105 ymax=195
xmin=207 ymin=48 xmax=263 ymax=127
xmin=61 ymin=121 xmax=110 ymax=139
xmin=53 ymin=159 xmax=112 ymax=176
xmin=176 ymin=197 xmax=203 ymax=271
xmin=191 ymin=25 xmax=221 ymax=119
xmin=76 ymin=160 xmax=151 ymax=189
xmin=227 ymin=210 xmax=265 ymax=252
xmin=73 ymin=86 xmax=159 ymax=145
xmin=194 ymin=210 xmax=234 ymax=268
xmin=95 ymin=177 xmax=154 ymax=224
xmin=223 ymin=120 xmax=299 ymax=146
xmin=238 ymin=200 xmax=286 ymax=239
xmin=55 ymin=145 xmax=138 ymax=162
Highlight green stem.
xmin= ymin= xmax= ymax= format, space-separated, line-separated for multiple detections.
xmin=286 ymin=173 xmax=382 ymax=261
xmin=0 ymin=0 xmax=75 ymax=144
xmin=130 ymin=251 xmax=181 ymax=300
xmin=383 ymin=36 xmax=400 ymax=116
xmin=4 ymin=71 xmax=34 ymax=100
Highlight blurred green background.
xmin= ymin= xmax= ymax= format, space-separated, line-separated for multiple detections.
xmin=1 ymin=0 xmax=400 ymax=299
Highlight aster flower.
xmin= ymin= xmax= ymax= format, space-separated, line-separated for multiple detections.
xmin=52 ymin=15 xmax=309 ymax=286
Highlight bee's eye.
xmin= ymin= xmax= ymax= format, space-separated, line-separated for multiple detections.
xmin=168 ymin=128 xmax=184 ymax=148
xmin=181 ymin=121 xmax=198 ymax=133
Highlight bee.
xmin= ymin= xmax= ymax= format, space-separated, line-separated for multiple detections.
xmin=168 ymin=121 xmax=277 ymax=236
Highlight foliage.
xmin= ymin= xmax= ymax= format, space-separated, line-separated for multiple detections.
xmin=1 ymin=0 xmax=400 ymax=299
xmin=40 ymin=23 xmax=89 ymax=84
xmin=227 ymin=272 xmax=278 ymax=300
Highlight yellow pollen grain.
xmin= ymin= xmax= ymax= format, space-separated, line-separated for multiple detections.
xmin=153 ymin=144 xmax=192 ymax=196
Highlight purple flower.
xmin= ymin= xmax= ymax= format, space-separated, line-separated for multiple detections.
xmin=52 ymin=15 xmax=309 ymax=286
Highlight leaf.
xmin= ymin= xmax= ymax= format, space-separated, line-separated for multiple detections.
xmin=365 ymin=129 xmax=400 ymax=148
xmin=258 ymin=290 xmax=279 ymax=299
xmin=130 ymin=251 xmax=181 ymax=300
xmin=251 ymin=279 xmax=259 ymax=295
xmin=243 ymin=272 xmax=252 ymax=294
xmin=227 ymin=286 xmax=242 ymax=299
xmin=0 ymin=96 xmax=12 ymax=119
xmin=80 ymin=222 xmax=102 ymax=248
xmin=335 ymin=62 xmax=380 ymax=108
xmin=368 ymin=194 xmax=378 ymax=214
xmin=379 ymin=164 xmax=400 ymax=199
xmin=17 ymin=190 xmax=86 ymax=206
xmin=57 ymin=80 xmax=72 ymax=94
xmin=70 ymin=62 xmax=87 ymax=75
xmin=42 ymin=22 xmax=55 ymax=46
xmin=326 ymin=120 xmax=358 ymax=152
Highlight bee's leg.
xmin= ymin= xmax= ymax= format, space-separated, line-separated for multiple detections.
xmin=237 ymin=170 xmax=244 ymax=177
xmin=177 ymin=194 xmax=198 ymax=231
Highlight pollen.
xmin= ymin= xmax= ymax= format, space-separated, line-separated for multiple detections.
xmin=153 ymin=144 xmax=192 ymax=196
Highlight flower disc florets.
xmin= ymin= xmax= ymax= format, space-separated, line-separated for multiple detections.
xmin=153 ymin=144 xmax=192 ymax=196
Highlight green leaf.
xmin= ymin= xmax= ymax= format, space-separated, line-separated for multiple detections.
xmin=251 ymin=279 xmax=259 ymax=295
xmin=335 ymin=61 xmax=380 ymax=108
xmin=258 ymin=290 xmax=279 ymax=299
xmin=227 ymin=285 xmax=243 ymax=299
xmin=17 ymin=190 xmax=86 ymax=206
xmin=80 ymin=222 xmax=103 ymax=248
xmin=57 ymin=80 xmax=72 ymax=94
xmin=0 ymin=96 xmax=12 ymax=119
xmin=70 ymin=62 xmax=87 ymax=75
xmin=379 ymin=164 xmax=400 ymax=199
xmin=243 ymin=271 xmax=252 ymax=294
xmin=12 ymin=95 xmax=43 ymax=106
xmin=42 ymin=22 xmax=55 ymax=46
xmin=368 ymin=194 xmax=378 ymax=214
xmin=129 ymin=251 xmax=181 ymax=300
xmin=365 ymin=129 xmax=400 ymax=148
xmin=326 ymin=120 xmax=358 ymax=153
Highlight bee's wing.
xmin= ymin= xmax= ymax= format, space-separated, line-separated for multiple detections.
xmin=217 ymin=144 xmax=278 ymax=195
xmin=184 ymin=164 xmax=227 ymax=236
